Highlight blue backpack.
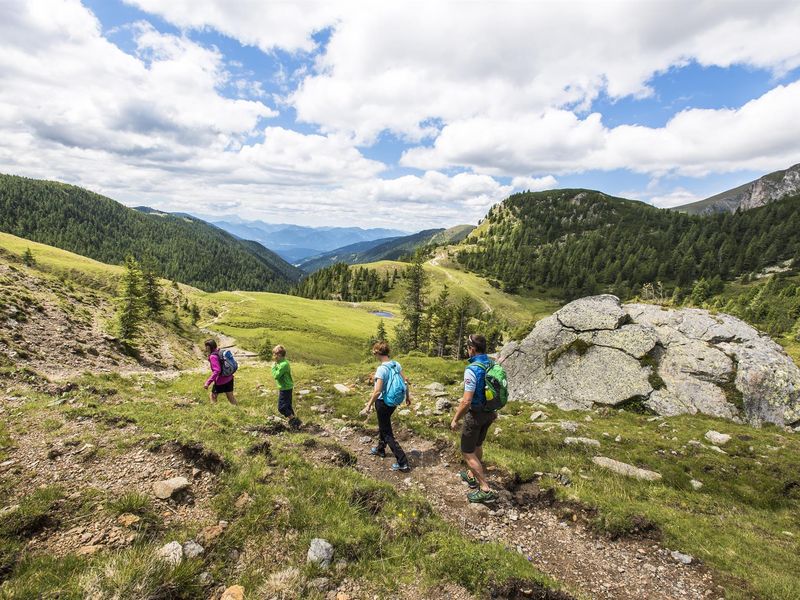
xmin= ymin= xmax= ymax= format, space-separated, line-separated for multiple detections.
xmin=217 ymin=349 xmax=238 ymax=377
xmin=381 ymin=361 xmax=407 ymax=407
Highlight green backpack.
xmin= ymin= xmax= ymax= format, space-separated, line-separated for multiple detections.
xmin=474 ymin=361 xmax=509 ymax=412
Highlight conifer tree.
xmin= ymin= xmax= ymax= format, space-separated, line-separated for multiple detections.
xmin=398 ymin=252 xmax=429 ymax=351
xmin=22 ymin=247 xmax=35 ymax=267
xmin=141 ymin=262 xmax=163 ymax=317
xmin=117 ymin=256 xmax=145 ymax=341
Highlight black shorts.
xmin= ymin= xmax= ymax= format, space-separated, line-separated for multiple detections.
xmin=212 ymin=379 xmax=234 ymax=394
xmin=460 ymin=409 xmax=497 ymax=453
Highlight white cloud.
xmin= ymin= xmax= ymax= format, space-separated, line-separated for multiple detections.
xmin=288 ymin=1 xmax=800 ymax=144
xmin=511 ymin=175 xmax=558 ymax=192
xmin=631 ymin=188 xmax=702 ymax=209
xmin=402 ymin=81 xmax=800 ymax=178
xmin=124 ymin=0 xmax=344 ymax=53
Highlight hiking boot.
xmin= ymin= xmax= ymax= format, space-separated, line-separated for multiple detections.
xmin=391 ymin=462 xmax=410 ymax=472
xmin=467 ymin=489 xmax=498 ymax=504
xmin=288 ymin=417 xmax=302 ymax=430
xmin=369 ymin=447 xmax=386 ymax=458
xmin=459 ymin=470 xmax=479 ymax=489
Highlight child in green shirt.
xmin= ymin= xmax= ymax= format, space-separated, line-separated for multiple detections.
xmin=271 ymin=345 xmax=300 ymax=428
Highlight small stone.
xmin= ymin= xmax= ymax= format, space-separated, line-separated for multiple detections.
xmin=220 ymin=585 xmax=245 ymax=600
xmin=592 ymin=456 xmax=662 ymax=481
xmin=435 ymin=398 xmax=452 ymax=412
xmin=709 ymin=445 xmax=727 ymax=454
xmin=199 ymin=572 xmax=213 ymax=585
xmin=425 ymin=382 xmax=445 ymax=393
xmin=308 ymin=577 xmax=331 ymax=592
xmin=560 ymin=421 xmax=579 ymax=433
xmin=157 ymin=541 xmax=183 ymax=565
xmin=564 ymin=437 xmax=601 ymax=448
xmin=529 ymin=411 xmax=546 ymax=422
xmin=199 ymin=524 xmax=225 ymax=544
xmin=152 ymin=477 xmax=190 ymax=500
xmin=333 ymin=384 xmax=350 ymax=395
xmin=117 ymin=513 xmax=141 ymax=528
xmin=670 ymin=550 xmax=693 ymax=565
xmin=192 ymin=467 xmax=201 ymax=478
xmin=398 ymin=409 xmax=410 ymax=416
xmin=336 ymin=593 xmax=351 ymax=600
xmin=234 ymin=492 xmax=252 ymax=511
xmin=358 ymin=436 xmax=372 ymax=444
xmin=299 ymin=389 xmax=311 ymax=396
xmin=690 ymin=479 xmax=703 ymax=491
xmin=705 ymin=431 xmax=731 ymax=446
xmin=468 ymin=502 xmax=490 ymax=514
xmin=307 ymin=538 xmax=334 ymax=568
xmin=614 ymin=435 xmax=622 ymax=442
xmin=182 ymin=540 xmax=204 ymax=559
xmin=76 ymin=544 xmax=103 ymax=556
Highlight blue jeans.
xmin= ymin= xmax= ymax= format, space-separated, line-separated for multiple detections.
xmin=278 ymin=389 xmax=294 ymax=417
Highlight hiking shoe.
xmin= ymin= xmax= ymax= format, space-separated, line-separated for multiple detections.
xmin=467 ymin=489 xmax=498 ymax=504
xmin=459 ymin=470 xmax=479 ymax=489
xmin=369 ymin=447 xmax=386 ymax=458
xmin=288 ymin=417 xmax=302 ymax=430
xmin=391 ymin=462 xmax=410 ymax=472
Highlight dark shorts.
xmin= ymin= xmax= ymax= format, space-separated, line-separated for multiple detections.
xmin=212 ymin=379 xmax=234 ymax=394
xmin=460 ymin=409 xmax=497 ymax=453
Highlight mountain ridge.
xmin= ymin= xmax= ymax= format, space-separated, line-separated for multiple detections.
xmin=675 ymin=162 xmax=800 ymax=215
xmin=298 ymin=225 xmax=475 ymax=272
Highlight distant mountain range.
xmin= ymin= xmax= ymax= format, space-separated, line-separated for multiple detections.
xmin=212 ymin=218 xmax=408 ymax=263
xmin=675 ymin=163 xmax=800 ymax=215
xmin=297 ymin=225 xmax=476 ymax=272
xmin=0 ymin=174 xmax=302 ymax=292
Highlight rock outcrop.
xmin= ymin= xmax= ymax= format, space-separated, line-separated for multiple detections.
xmin=500 ymin=295 xmax=800 ymax=427
xmin=677 ymin=162 xmax=800 ymax=215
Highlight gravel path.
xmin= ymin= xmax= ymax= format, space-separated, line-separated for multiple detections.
xmin=323 ymin=422 xmax=725 ymax=600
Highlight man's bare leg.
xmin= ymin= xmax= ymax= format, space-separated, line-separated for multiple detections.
xmin=462 ymin=451 xmax=490 ymax=492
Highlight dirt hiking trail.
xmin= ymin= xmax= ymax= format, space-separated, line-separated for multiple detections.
xmin=318 ymin=420 xmax=724 ymax=600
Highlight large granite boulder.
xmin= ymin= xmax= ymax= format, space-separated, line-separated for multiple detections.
xmin=500 ymin=295 xmax=800 ymax=427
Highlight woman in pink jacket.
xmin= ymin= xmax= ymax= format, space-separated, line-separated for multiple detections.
xmin=203 ymin=339 xmax=237 ymax=405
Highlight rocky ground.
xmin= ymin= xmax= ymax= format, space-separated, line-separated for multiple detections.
xmin=0 ymin=405 xmax=221 ymax=560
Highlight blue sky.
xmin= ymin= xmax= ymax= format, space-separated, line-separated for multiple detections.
xmin=1 ymin=0 xmax=799 ymax=227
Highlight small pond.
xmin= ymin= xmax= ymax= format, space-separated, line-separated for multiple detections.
xmin=370 ymin=310 xmax=394 ymax=318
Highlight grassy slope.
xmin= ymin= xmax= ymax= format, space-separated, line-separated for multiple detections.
xmin=192 ymin=290 xmax=398 ymax=365
xmin=0 ymin=232 xmax=124 ymax=279
xmin=359 ymin=258 xmax=559 ymax=328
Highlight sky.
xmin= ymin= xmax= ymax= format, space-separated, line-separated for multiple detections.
xmin=1 ymin=1 xmax=800 ymax=228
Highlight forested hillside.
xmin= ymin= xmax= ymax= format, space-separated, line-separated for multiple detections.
xmin=458 ymin=189 xmax=800 ymax=299
xmin=0 ymin=174 xmax=302 ymax=291
xmin=291 ymin=262 xmax=400 ymax=301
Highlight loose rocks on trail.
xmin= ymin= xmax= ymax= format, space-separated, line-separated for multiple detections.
xmin=500 ymin=294 xmax=800 ymax=427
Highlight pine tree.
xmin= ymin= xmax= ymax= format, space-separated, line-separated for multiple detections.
xmin=22 ymin=248 xmax=35 ymax=267
xmin=141 ymin=263 xmax=163 ymax=317
xmin=399 ymin=252 xmax=429 ymax=351
xmin=427 ymin=285 xmax=452 ymax=357
xmin=451 ymin=296 xmax=474 ymax=359
xmin=376 ymin=319 xmax=387 ymax=342
xmin=117 ymin=256 xmax=145 ymax=341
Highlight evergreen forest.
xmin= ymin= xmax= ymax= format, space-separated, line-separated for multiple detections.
xmin=458 ymin=189 xmax=800 ymax=299
xmin=0 ymin=174 xmax=302 ymax=292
